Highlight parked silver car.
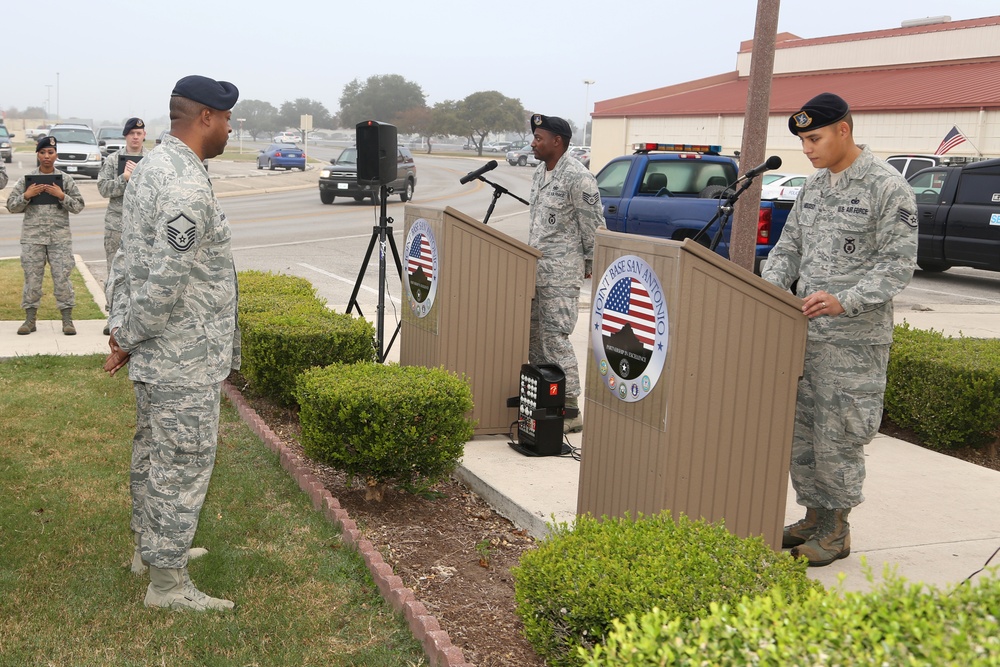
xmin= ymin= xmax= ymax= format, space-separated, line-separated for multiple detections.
xmin=506 ymin=145 xmax=540 ymax=167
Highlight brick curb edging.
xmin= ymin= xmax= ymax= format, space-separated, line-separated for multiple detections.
xmin=222 ymin=381 xmax=474 ymax=667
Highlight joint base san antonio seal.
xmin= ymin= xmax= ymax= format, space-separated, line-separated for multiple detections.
xmin=403 ymin=218 xmax=438 ymax=318
xmin=590 ymin=255 xmax=668 ymax=402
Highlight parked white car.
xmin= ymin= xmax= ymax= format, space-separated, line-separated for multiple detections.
xmin=760 ymin=173 xmax=808 ymax=200
xmin=273 ymin=132 xmax=301 ymax=144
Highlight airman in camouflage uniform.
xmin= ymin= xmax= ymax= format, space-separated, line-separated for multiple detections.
xmin=527 ymin=114 xmax=605 ymax=433
xmin=762 ymin=93 xmax=917 ymax=566
xmin=105 ymin=75 xmax=241 ymax=611
xmin=6 ymin=135 xmax=86 ymax=335
xmin=0 ymin=159 xmax=8 ymax=189
xmin=98 ymin=117 xmax=147 ymax=335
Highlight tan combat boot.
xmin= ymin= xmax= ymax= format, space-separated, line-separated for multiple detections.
xmin=563 ymin=396 xmax=583 ymax=434
xmin=782 ymin=507 xmax=819 ymax=548
xmin=61 ymin=308 xmax=76 ymax=336
xmin=791 ymin=508 xmax=851 ymax=567
xmin=17 ymin=308 xmax=37 ymax=335
xmin=131 ymin=532 xmax=209 ymax=576
xmin=145 ymin=565 xmax=234 ymax=611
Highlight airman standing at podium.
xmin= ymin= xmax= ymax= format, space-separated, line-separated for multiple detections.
xmin=762 ymin=93 xmax=917 ymax=567
xmin=526 ymin=113 xmax=604 ymax=433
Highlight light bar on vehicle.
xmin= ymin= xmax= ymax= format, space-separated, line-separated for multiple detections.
xmin=632 ymin=142 xmax=722 ymax=154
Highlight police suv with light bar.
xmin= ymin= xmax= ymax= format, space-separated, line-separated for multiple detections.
xmin=593 ymin=142 xmax=793 ymax=273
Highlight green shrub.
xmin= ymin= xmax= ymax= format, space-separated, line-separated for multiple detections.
xmin=581 ymin=569 xmax=1000 ymax=666
xmin=886 ymin=323 xmax=1000 ymax=449
xmin=237 ymin=270 xmax=325 ymax=315
xmin=240 ymin=306 xmax=376 ymax=406
xmin=512 ymin=512 xmax=821 ymax=667
xmin=295 ymin=363 xmax=475 ymax=491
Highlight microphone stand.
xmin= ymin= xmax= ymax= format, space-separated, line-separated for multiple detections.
xmin=476 ymin=175 xmax=529 ymax=224
xmin=690 ymin=175 xmax=758 ymax=252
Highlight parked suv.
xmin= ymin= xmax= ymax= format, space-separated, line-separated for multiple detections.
xmin=318 ymin=145 xmax=416 ymax=204
xmin=46 ymin=124 xmax=102 ymax=178
xmin=96 ymin=126 xmax=127 ymax=157
xmin=0 ymin=124 xmax=13 ymax=163
xmin=506 ymin=145 xmax=540 ymax=167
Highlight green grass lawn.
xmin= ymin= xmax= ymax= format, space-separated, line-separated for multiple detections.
xmin=0 ymin=258 xmax=104 ymax=320
xmin=0 ymin=355 xmax=426 ymax=666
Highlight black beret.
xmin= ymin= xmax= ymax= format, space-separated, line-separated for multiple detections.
xmin=788 ymin=93 xmax=850 ymax=135
xmin=171 ymin=75 xmax=239 ymax=111
xmin=530 ymin=113 xmax=572 ymax=142
xmin=123 ymin=117 xmax=145 ymax=135
xmin=36 ymin=135 xmax=57 ymax=152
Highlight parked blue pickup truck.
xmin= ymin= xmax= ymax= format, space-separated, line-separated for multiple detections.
xmin=594 ymin=143 xmax=793 ymax=273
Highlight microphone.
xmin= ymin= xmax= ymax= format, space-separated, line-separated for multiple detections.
xmin=459 ymin=160 xmax=499 ymax=184
xmin=739 ymin=155 xmax=782 ymax=181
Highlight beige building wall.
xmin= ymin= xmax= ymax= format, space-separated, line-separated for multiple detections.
xmin=738 ymin=23 xmax=1000 ymax=75
xmin=592 ymin=108 xmax=1000 ymax=176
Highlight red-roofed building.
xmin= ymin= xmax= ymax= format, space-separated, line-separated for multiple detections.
xmin=590 ymin=15 xmax=1000 ymax=173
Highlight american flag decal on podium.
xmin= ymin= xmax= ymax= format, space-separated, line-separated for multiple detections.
xmin=407 ymin=233 xmax=433 ymax=279
xmin=602 ymin=277 xmax=655 ymax=349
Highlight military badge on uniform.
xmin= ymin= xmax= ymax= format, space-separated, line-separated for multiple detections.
xmin=793 ymin=111 xmax=812 ymax=128
xmin=843 ymin=237 xmax=856 ymax=254
xmin=582 ymin=191 xmax=600 ymax=205
xmin=532 ymin=114 xmax=543 ymax=126
xmin=166 ymin=214 xmax=197 ymax=252
xmin=547 ymin=213 xmax=556 ymax=225
xmin=898 ymin=208 xmax=918 ymax=228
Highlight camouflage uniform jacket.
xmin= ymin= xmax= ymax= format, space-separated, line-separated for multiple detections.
xmin=97 ymin=147 xmax=147 ymax=233
xmin=0 ymin=160 xmax=8 ymax=190
xmin=108 ymin=134 xmax=240 ymax=386
xmin=528 ymin=153 xmax=605 ymax=289
xmin=761 ymin=145 xmax=917 ymax=345
xmin=5 ymin=169 xmax=86 ymax=243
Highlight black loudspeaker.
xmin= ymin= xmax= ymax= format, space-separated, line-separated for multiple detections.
xmin=509 ymin=363 xmax=566 ymax=457
xmin=356 ymin=120 xmax=397 ymax=185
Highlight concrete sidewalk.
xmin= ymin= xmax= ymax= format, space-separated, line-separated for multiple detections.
xmin=3 ymin=259 xmax=999 ymax=595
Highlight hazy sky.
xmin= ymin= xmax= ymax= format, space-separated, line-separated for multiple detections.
xmin=2 ymin=1 xmax=992 ymax=130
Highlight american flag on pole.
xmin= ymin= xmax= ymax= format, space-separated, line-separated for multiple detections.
xmin=602 ymin=277 xmax=655 ymax=349
xmin=407 ymin=233 xmax=433 ymax=279
xmin=934 ymin=126 xmax=966 ymax=155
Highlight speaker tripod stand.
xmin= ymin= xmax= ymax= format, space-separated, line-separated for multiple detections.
xmin=346 ymin=184 xmax=402 ymax=363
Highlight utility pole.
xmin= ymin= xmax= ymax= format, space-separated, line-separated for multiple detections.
xmin=583 ymin=79 xmax=595 ymax=145
xmin=730 ymin=0 xmax=779 ymax=272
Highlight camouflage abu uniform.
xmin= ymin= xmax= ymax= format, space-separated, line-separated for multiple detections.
xmin=762 ymin=145 xmax=917 ymax=509
xmin=98 ymin=146 xmax=146 ymax=285
xmin=6 ymin=169 xmax=85 ymax=310
xmin=528 ymin=152 xmax=604 ymax=399
xmin=0 ymin=160 xmax=8 ymax=189
xmin=108 ymin=134 xmax=240 ymax=570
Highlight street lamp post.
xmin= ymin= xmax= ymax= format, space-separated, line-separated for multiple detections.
xmin=582 ymin=79 xmax=595 ymax=145
xmin=236 ymin=118 xmax=246 ymax=154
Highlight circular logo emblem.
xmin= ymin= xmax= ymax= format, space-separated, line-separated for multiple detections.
xmin=590 ymin=255 xmax=668 ymax=402
xmin=403 ymin=219 xmax=438 ymax=318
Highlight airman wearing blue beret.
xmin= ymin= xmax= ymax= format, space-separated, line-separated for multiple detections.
xmin=763 ymin=93 xmax=917 ymax=567
xmin=106 ymin=75 xmax=240 ymax=612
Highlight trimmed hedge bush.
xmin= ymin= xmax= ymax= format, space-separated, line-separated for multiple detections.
xmin=886 ymin=323 xmax=1000 ymax=450
xmin=295 ymin=363 xmax=475 ymax=491
xmin=512 ymin=512 xmax=821 ymax=667
xmin=581 ymin=571 xmax=1000 ymax=666
xmin=236 ymin=271 xmax=376 ymax=406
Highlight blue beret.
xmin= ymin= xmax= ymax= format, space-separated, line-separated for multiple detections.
xmin=530 ymin=113 xmax=572 ymax=141
xmin=36 ymin=135 xmax=57 ymax=152
xmin=123 ymin=117 xmax=145 ymax=135
xmin=789 ymin=93 xmax=850 ymax=135
xmin=171 ymin=75 xmax=239 ymax=111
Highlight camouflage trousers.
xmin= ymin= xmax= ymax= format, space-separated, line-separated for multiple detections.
xmin=131 ymin=381 xmax=222 ymax=569
xmin=529 ymin=287 xmax=581 ymax=399
xmin=790 ymin=340 xmax=890 ymax=510
xmin=20 ymin=242 xmax=75 ymax=310
xmin=103 ymin=228 xmax=122 ymax=311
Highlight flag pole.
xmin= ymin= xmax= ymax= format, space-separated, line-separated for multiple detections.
xmin=956 ymin=125 xmax=983 ymax=158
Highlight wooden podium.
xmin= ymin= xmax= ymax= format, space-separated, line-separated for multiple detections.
xmin=578 ymin=230 xmax=808 ymax=549
xmin=399 ymin=206 xmax=541 ymax=435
